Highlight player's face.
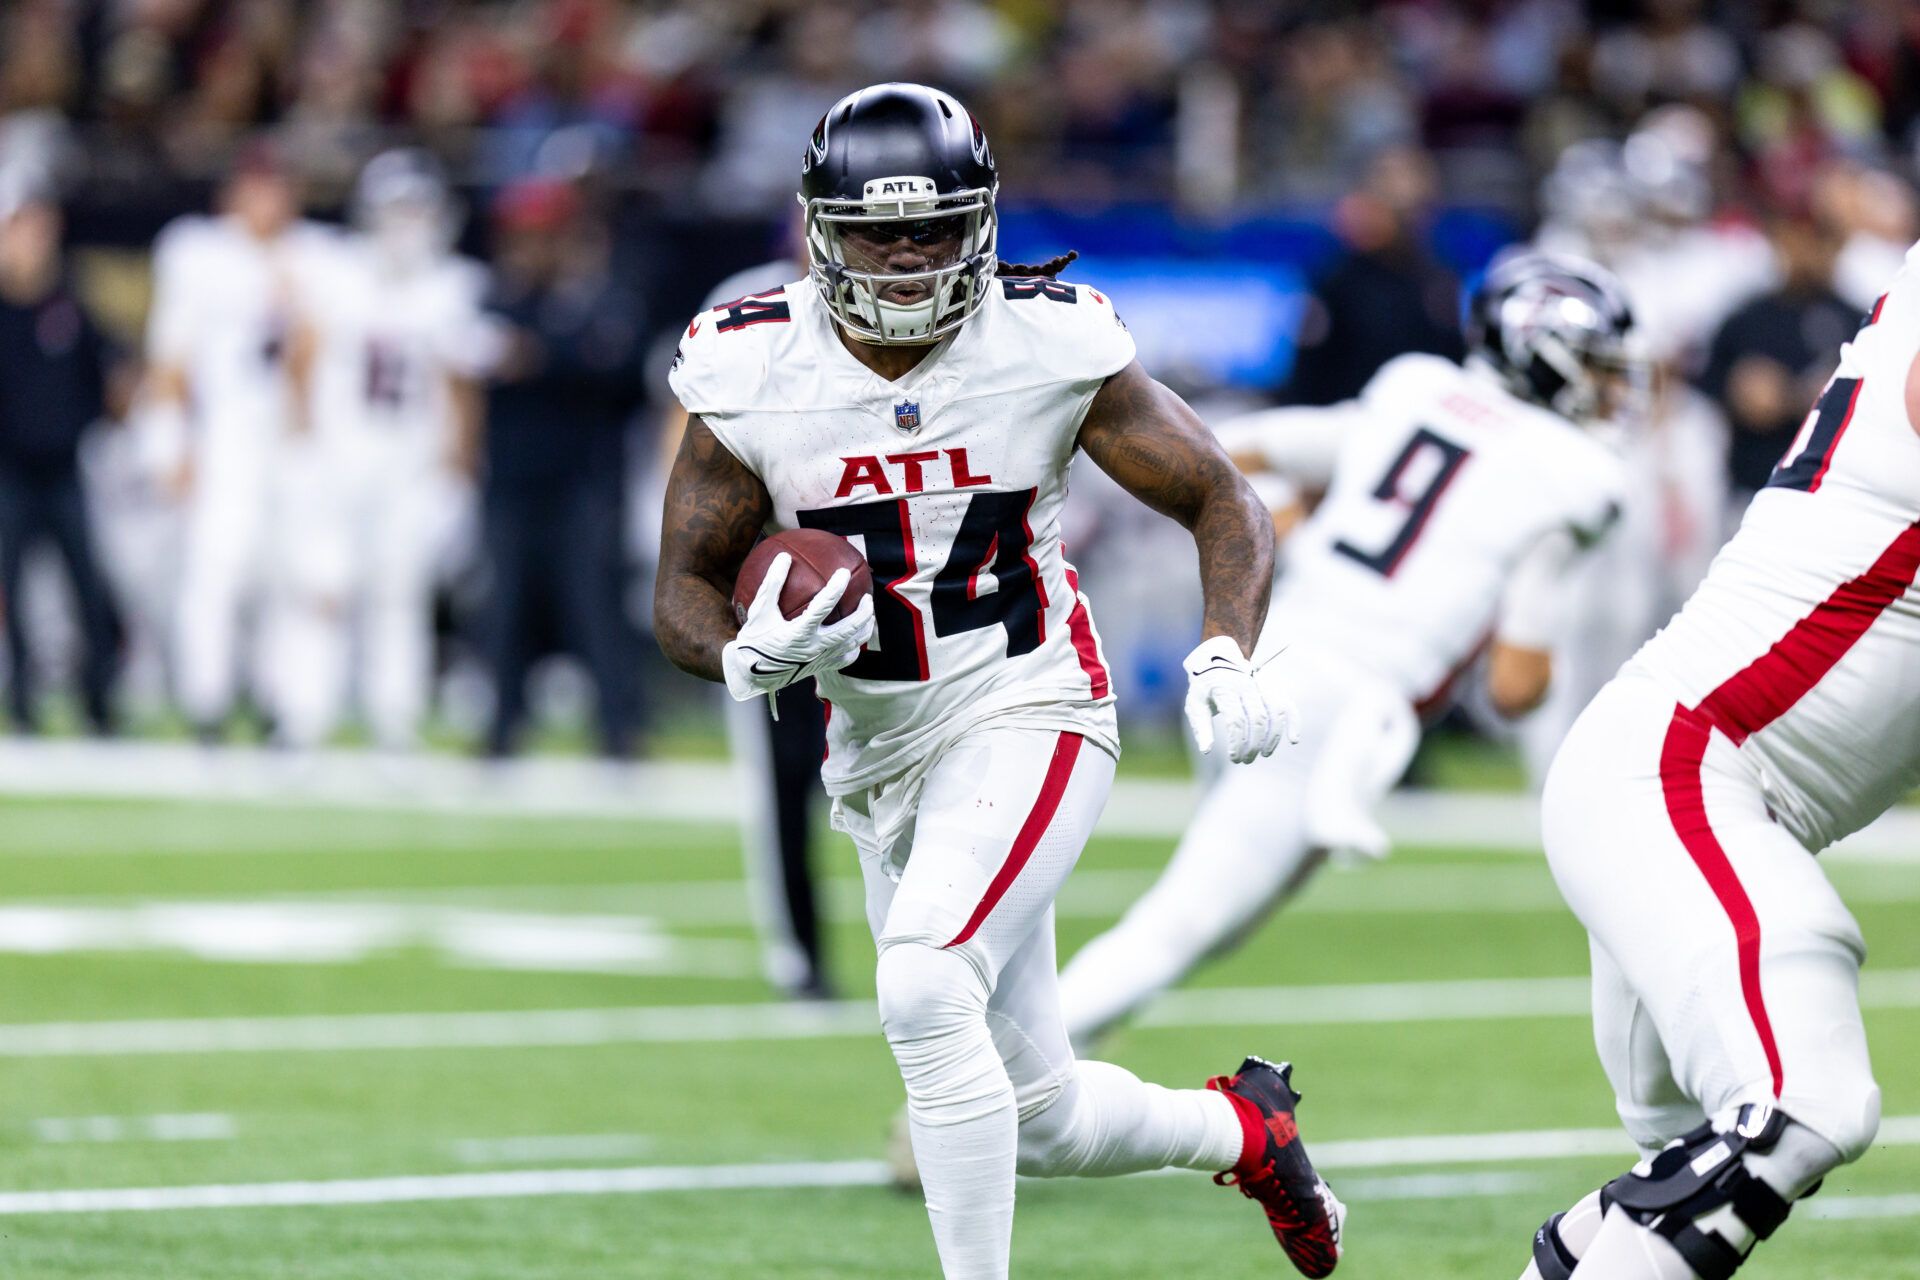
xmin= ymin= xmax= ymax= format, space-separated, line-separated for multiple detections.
xmin=838 ymin=216 xmax=966 ymax=307
xmin=226 ymin=172 xmax=296 ymax=239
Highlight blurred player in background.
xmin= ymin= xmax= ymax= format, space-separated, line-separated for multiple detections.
xmin=657 ymin=222 xmax=833 ymax=999
xmin=657 ymin=84 xmax=1342 ymax=1280
xmin=0 ymin=171 xmax=122 ymax=734
xmin=143 ymin=143 xmax=330 ymax=742
xmin=1059 ymin=252 xmax=1638 ymax=1047
xmin=274 ymin=150 xmax=486 ymax=751
xmin=1517 ymin=241 xmax=1920 ymax=1280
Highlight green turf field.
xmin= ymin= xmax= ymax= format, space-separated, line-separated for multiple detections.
xmin=0 ymin=792 xmax=1915 ymax=1279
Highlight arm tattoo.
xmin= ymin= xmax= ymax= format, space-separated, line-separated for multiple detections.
xmin=1078 ymin=361 xmax=1275 ymax=652
xmin=653 ymin=413 xmax=772 ymax=681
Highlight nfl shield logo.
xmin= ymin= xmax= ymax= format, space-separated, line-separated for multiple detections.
xmin=894 ymin=401 xmax=921 ymax=433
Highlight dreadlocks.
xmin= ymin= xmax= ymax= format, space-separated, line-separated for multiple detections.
xmin=994 ymin=249 xmax=1079 ymax=279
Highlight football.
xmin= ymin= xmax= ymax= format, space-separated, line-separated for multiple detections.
xmin=733 ymin=528 xmax=873 ymax=625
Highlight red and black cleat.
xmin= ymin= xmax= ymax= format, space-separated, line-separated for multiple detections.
xmin=1208 ymin=1056 xmax=1345 ymax=1277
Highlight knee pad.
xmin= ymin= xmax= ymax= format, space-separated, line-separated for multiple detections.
xmin=1787 ymin=1077 xmax=1881 ymax=1166
xmin=875 ymin=943 xmax=987 ymax=1048
xmin=1603 ymin=1104 xmax=1840 ymax=1280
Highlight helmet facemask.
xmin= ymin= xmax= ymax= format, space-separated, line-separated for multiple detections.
xmin=803 ymin=177 xmax=996 ymax=346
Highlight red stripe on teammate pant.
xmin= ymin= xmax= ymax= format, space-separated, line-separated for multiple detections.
xmin=943 ymin=732 xmax=1084 ymax=950
xmin=1659 ymin=708 xmax=1784 ymax=1097
xmin=1659 ymin=518 xmax=1920 ymax=1098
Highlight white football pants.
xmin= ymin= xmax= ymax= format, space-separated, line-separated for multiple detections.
xmin=843 ymin=723 xmax=1248 ymax=1280
xmin=1058 ymin=650 xmax=1419 ymax=1047
xmin=174 ymin=435 xmax=276 ymax=728
xmin=1543 ymin=669 xmax=1880 ymax=1165
xmin=270 ymin=444 xmax=457 ymax=749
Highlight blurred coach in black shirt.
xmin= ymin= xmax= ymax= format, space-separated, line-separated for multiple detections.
xmin=0 ymin=181 xmax=120 ymax=734
xmin=476 ymin=179 xmax=643 ymax=758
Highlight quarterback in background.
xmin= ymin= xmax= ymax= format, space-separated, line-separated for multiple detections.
xmin=1516 ymin=262 xmax=1919 ymax=1272
xmin=655 ymin=84 xmax=1342 ymax=1279
xmin=1058 ymin=252 xmax=1638 ymax=1048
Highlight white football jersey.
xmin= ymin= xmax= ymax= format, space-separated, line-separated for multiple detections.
xmin=670 ymin=276 xmax=1132 ymax=795
xmin=1626 ymin=239 xmax=1920 ymax=851
xmin=1259 ymin=354 xmax=1628 ymax=706
xmin=296 ymin=237 xmax=489 ymax=460
xmin=147 ymin=215 xmax=335 ymax=451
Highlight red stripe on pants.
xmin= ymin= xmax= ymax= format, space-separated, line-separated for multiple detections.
xmin=1659 ymin=706 xmax=1784 ymax=1097
xmin=943 ymin=732 xmax=1084 ymax=949
xmin=1655 ymin=518 xmax=1920 ymax=1100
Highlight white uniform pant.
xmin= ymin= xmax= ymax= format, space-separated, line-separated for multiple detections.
xmin=1542 ymin=670 xmax=1881 ymax=1162
xmin=1057 ymin=651 xmax=1419 ymax=1045
xmin=843 ymin=724 xmax=1114 ymax=1119
xmin=174 ymin=437 xmax=278 ymax=726
xmin=272 ymin=442 xmax=460 ymax=749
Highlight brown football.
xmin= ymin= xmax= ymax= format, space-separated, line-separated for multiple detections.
xmin=732 ymin=528 xmax=873 ymax=625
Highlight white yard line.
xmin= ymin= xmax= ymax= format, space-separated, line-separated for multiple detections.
xmin=3 ymin=1121 xmax=1919 ymax=1217
xmin=30 ymin=1113 xmax=234 ymax=1144
xmin=449 ymin=1135 xmax=656 ymax=1165
xmin=3 ymin=740 xmax=1920 ymax=860
xmin=6 ymin=969 xmax=1920 ymax=1057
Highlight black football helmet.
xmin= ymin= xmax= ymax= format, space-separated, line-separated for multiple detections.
xmin=799 ymin=82 xmax=998 ymax=345
xmin=1466 ymin=250 xmax=1648 ymax=425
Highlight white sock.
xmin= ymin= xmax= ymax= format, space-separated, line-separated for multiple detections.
xmin=878 ymin=944 xmax=1019 ymax=1280
xmin=1017 ymin=1059 xmax=1247 ymax=1178
xmin=1571 ymin=1204 xmax=1700 ymax=1278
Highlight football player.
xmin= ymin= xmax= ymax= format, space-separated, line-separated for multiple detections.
xmin=1056 ymin=253 xmax=1638 ymax=1048
xmin=275 ymin=149 xmax=487 ymax=750
xmin=656 ymin=222 xmax=836 ymax=1000
xmin=143 ymin=142 xmax=333 ymax=740
xmin=655 ymin=84 xmax=1342 ymax=1279
xmin=1513 ymin=258 xmax=1918 ymax=1278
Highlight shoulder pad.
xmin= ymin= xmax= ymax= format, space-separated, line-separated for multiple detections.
xmin=667 ymin=285 xmax=796 ymax=415
xmin=988 ymin=274 xmax=1135 ymax=381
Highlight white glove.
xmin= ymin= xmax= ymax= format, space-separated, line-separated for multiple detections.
xmin=1182 ymin=636 xmax=1299 ymax=763
xmin=721 ymin=553 xmax=875 ymax=703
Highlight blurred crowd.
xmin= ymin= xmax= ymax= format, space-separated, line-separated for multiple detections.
xmin=0 ymin=0 xmax=1917 ymax=756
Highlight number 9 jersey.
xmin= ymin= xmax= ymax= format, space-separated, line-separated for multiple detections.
xmin=669 ymin=274 xmax=1133 ymax=798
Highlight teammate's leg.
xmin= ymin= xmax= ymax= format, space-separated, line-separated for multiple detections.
xmin=1057 ymin=742 xmax=1317 ymax=1046
xmin=263 ymin=453 xmax=350 ymax=750
xmin=364 ymin=484 xmax=434 ymax=750
xmin=174 ymin=486 xmax=250 ymax=733
xmin=1534 ymin=675 xmax=1880 ymax=1277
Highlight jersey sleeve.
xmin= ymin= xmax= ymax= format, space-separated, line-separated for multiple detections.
xmin=1213 ymin=401 xmax=1365 ymax=494
xmin=992 ymin=275 xmax=1136 ymax=384
xmin=145 ymin=218 xmax=207 ymax=366
xmin=435 ymin=258 xmax=496 ymax=378
xmin=665 ymin=306 xmax=768 ymax=474
xmin=1549 ymin=440 xmax=1628 ymax=545
xmin=1495 ymin=527 xmax=1588 ymax=650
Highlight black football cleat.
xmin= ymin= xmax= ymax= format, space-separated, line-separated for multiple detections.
xmin=1208 ymin=1056 xmax=1345 ymax=1277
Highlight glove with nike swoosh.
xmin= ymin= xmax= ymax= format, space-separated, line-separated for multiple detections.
xmin=722 ymin=552 xmax=876 ymax=703
xmin=1183 ymin=635 xmax=1299 ymax=763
